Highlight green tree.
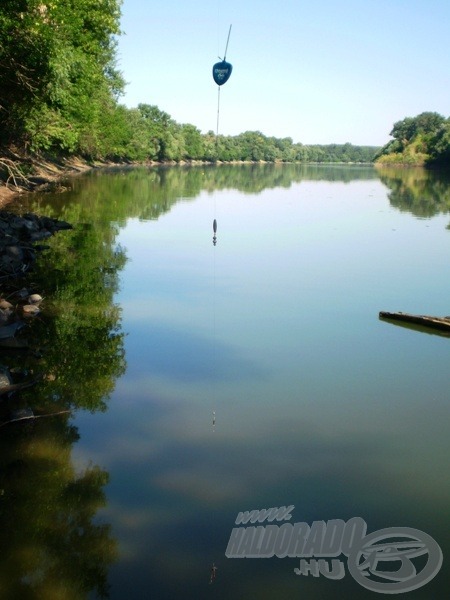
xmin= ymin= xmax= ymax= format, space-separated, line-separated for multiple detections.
xmin=137 ymin=104 xmax=180 ymax=161
xmin=0 ymin=0 xmax=124 ymax=153
xmin=180 ymin=124 xmax=204 ymax=159
xmin=428 ymin=120 xmax=450 ymax=165
xmin=375 ymin=112 xmax=448 ymax=166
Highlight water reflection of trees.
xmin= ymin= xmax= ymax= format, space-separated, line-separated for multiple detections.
xmin=0 ymin=187 xmax=130 ymax=597
xmin=377 ymin=166 xmax=450 ymax=218
xmin=23 ymin=223 xmax=127 ymax=413
xmin=202 ymin=163 xmax=378 ymax=192
xmin=0 ymin=419 xmax=116 ymax=598
xmin=4 ymin=162 xmax=448 ymax=597
xmin=28 ymin=163 xmax=378 ymax=223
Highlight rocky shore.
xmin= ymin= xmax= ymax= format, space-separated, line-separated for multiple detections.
xmin=0 ymin=211 xmax=72 ymax=279
xmin=0 ymin=210 xmax=72 ymax=420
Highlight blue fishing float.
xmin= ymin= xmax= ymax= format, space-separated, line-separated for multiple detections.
xmin=212 ymin=60 xmax=232 ymax=86
xmin=212 ymin=24 xmax=233 ymax=87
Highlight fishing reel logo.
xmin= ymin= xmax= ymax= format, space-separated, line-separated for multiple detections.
xmin=225 ymin=507 xmax=443 ymax=594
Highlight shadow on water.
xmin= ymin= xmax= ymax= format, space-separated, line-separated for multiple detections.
xmin=379 ymin=315 xmax=450 ymax=337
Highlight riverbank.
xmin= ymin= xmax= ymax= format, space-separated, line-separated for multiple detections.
xmin=1 ymin=152 xmax=381 ymax=206
xmin=0 ymin=153 xmax=217 ymax=205
xmin=0 ymin=153 xmax=119 ymax=205
xmin=0 ymin=155 xmax=238 ymax=204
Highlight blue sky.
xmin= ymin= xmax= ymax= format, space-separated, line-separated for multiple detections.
xmin=117 ymin=0 xmax=450 ymax=146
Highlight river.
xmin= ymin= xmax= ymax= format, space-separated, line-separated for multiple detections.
xmin=1 ymin=164 xmax=448 ymax=599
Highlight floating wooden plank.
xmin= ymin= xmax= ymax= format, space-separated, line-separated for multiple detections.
xmin=379 ymin=311 xmax=450 ymax=333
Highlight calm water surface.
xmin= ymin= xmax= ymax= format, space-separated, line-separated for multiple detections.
xmin=1 ymin=164 xmax=449 ymax=599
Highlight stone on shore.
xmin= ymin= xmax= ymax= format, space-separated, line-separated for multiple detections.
xmin=0 ymin=211 xmax=73 ymax=342
xmin=0 ymin=210 xmax=72 ymax=278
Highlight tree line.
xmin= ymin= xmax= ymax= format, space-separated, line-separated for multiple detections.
xmin=96 ymin=105 xmax=380 ymax=163
xmin=375 ymin=112 xmax=450 ymax=166
xmin=0 ymin=2 xmax=380 ymax=166
xmin=3 ymin=3 xmax=448 ymax=168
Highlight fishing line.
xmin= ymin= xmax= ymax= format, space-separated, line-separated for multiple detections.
xmin=211 ymin=22 xmax=233 ymax=428
xmin=216 ymin=86 xmax=221 ymax=138
xmin=208 ymin=12 xmax=233 ymax=579
xmin=214 ymin=24 xmax=232 ymax=139
xmin=212 ymin=216 xmax=217 ymax=431
xmin=223 ymin=24 xmax=232 ymax=61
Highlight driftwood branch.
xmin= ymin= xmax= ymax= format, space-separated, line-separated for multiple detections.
xmin=0 ymin=158 xmax=30 ymax=189
xmin=379 ymin=311 xmax=450 ymax=333
xmin=0 ymin=409 xmax=71 ymax=428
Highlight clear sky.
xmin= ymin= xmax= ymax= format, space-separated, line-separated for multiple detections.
xmin=117 ymin=0 xmax=450 ymax=146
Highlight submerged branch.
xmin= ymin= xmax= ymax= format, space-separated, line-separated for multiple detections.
xmin=0 ymin=409 xmax=71 ymax=428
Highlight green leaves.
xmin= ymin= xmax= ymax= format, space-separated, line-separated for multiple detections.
xmin=428 ymin=121 xmax=450 ymax=165
xmin=0 ymin=0 xmax=124 ymax=153
xmin=376 ymin=112 xmax=449 ymax=167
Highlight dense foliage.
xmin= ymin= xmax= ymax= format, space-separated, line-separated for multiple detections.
xmin=116 ymin=102 xmax=381 ymax=162
xmin=0 ymin=3 xmax=379 ymax=164
xmin=2 ymin=6 xmax=449 ymax=168
xmin=0 ymin=0 xmax=124 ymax=154
xmin=1 ymin=5 xmax=449 ymax=168
xmin=375 ymin=112 xmax=450 ymax=167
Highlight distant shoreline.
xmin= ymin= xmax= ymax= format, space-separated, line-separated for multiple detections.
xmin=0 ymin=155 xmax=383 ymax=206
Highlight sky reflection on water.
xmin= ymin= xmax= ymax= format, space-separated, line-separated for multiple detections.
xmin=66 ymin=166 xmax=450 ymax=598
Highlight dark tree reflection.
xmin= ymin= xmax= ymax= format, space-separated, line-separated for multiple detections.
xmin=0 ymin=419 xmax=117 ymax=599
xmin=377 ymin=166 xmax=450 ymax=219
xmin=0 ymin=173 xmax=132 ymax=598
